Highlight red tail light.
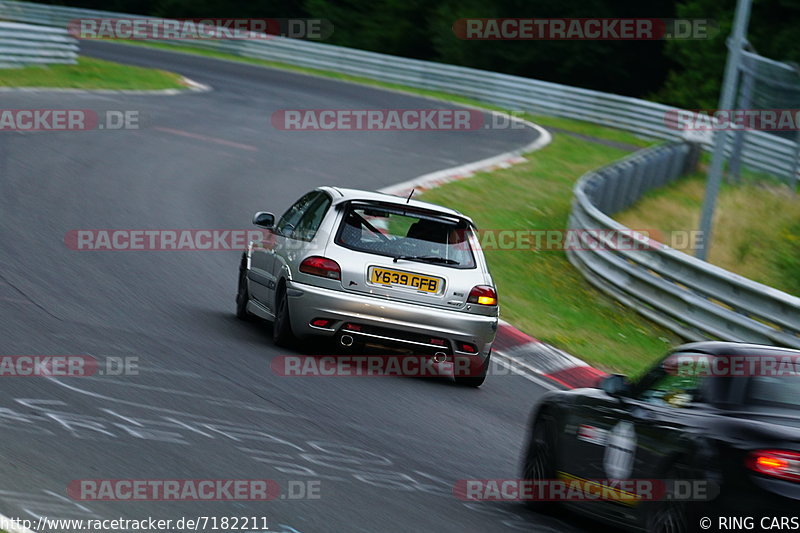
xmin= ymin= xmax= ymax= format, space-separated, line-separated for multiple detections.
xmin=300 ymin=256 xmax=341 ymax=280
xmin=468 ymin=285 xmax=497 ymax=306
xmin=747 ymin=450 xmax=800 ymax=482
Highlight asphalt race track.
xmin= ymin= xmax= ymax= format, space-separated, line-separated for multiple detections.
xmin=0 ymin=42 xmax=598 ymax=532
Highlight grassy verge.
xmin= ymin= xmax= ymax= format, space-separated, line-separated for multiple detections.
xmin=0 ymin=57 xmax=186 ymax=90
xmin=420 ymin=131 xmax=676 ymax=377
xmin=617 ymin=172 xmax=800 ymax=297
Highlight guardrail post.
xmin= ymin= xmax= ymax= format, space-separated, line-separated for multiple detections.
xmin=697 ymin=0 xmax=753 ymax=260
xmin=728 ymin=61 xmax=755 ymax=183
xmin=618 ymin=161 xmax=638 ymax=211
xmin=599 ymin=168 xmax=620 ymax=214
xmin=665 ymin=144 xmax=685 ymax=183
xmin=653 ymin=149 xmax=671 ymax=188
xmin=683 ymin=142 xmax=702 ymax=175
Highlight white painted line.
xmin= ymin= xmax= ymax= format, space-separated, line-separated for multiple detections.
xmin=493 ymin=350 xmax=560 ymax=391
xmin=0 ymin=76 xmax=211 ymax=95
xmin=133 ymin=366 xmax=205 ymax=378
xmin=44 ymin=376 xmax=290 ymax=418
xmin=178 ymin=76 xmax=212 ymax=92
xmin=378 ymin=114 xmax=552 ymax=197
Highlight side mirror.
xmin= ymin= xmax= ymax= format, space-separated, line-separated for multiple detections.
xmin=253 ymin=211 xmax=275 ymax=229
xmin=600 ymin=374 xmax=630 ymax=398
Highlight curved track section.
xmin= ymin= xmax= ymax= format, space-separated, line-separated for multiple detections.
xmin=0 ymin=42 xmax=594 ymax=533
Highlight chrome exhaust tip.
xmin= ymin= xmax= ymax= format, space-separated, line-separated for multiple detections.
xmin=340 ymin=335 xmax=354 ymax=347
xmin=432 ymin=352 xmax=447 ymax=364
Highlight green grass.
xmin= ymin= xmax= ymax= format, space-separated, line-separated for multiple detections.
xmin=0 ymin=57 xmax=186 ymax=90
xmin=529 ymin=115 xmax=653 ymax=149
xmin=617 ymin=171 xmax=800 ymax=297
xmin=420 ymin=131 xmax=677 ymax=377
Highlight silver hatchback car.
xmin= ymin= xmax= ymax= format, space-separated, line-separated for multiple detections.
xmin=236 ymin=186 xmax=499 ymax=386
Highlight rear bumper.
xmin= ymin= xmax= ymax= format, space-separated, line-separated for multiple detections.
xmin=286 ymin=280 xmax=498 ymax=357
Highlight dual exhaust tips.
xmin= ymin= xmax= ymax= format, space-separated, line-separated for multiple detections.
xmin=338 ymin=335 xmax=447 ymax=363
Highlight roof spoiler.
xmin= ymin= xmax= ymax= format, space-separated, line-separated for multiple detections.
xmin=333 ymin=198 xmax=474 ymax=226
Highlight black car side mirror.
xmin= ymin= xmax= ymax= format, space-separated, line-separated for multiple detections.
xmin=600 ymin=374 xmax=630 ymax=398
xmin=253 ymin=211 xmax=275 ymax=229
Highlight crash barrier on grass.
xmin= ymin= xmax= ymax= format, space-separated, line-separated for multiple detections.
xmin=567 ymin=141 xmax=800 ymax=348
xmin=2 ymin=0 xmax=800 ymax=185
xmin=0 ymin=21 xmax=78 ymax=67
xmin=3 ymin=1 xmax=799 ymax=346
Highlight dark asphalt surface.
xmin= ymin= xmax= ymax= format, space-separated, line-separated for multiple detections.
xmin=0 ymin=42 xmax=592 ymax=533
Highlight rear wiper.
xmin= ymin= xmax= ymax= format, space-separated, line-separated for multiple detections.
xmin=393 ymin=255 xmax=459 ymax=265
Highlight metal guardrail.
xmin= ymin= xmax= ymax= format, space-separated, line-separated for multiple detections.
xmin=2 ymin=1 xmax=798 ymax=347
xmin=568 ymin=142 xmax=800 ymax=348
xmin=0 ymin=21 xmax=77 ymax=67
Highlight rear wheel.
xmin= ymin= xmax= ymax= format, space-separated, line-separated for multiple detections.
xmin=453 ymin=351 xmax=490 ymax=387
xmin=272 ymin=284 xmax=295 ymax=347
xmin=646 ymin=465 xmax=693 ymax=533
xmin=521 ymin=411 xmax=559 ymax=512
xmin=235 ymin=262 xmax=251 ymax=320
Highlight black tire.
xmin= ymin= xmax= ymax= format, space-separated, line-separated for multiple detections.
xmin=645 ymin=466 xmax=693 ymax=533
xmin=235 ymin=263 xmax=251 ymax=321
xmin=272 ymin=284 xmax=295 ymax=347
xmin=453 ymin=351 xmax=490 ymax=387
xmin=646 ymin=499 xmax=689 ymax=533
xmin=521 ymin=411 xmax=559 ymax=512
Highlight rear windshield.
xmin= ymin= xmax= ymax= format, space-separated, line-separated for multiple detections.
xmin=746 ymin=376 xmax=800 ymax=410
xmin=335 ymin=203 xmax=476 ymax=269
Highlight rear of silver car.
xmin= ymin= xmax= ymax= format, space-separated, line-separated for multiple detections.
xmin=285 ymin=196 xmax=498 ymax=374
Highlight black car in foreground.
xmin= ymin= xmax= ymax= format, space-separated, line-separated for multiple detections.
xmin=521 ymin=342 xmax=800 ymax=533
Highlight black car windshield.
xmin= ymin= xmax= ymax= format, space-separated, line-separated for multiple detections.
xmin=335 ymin=203 xmax=476 ymax=269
